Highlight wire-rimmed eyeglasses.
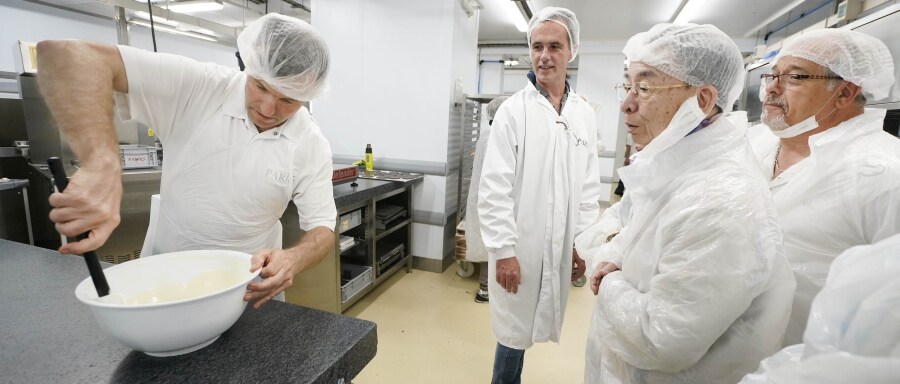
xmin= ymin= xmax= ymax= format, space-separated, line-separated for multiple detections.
xmin=614 ymin=82 xmax=691 ymax=101
xmin=760 ymin=73 xmax=843 ymax=89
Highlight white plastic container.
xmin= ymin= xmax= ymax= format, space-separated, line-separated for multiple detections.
xmin=339 ymin=209 xmax=363 ymax=233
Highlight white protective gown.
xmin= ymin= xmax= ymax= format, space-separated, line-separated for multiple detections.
xmin=463 ymin=125 xmax=491 ymax=263
xmin=747 ymin=108 xmax=900 ymax=346
xmin=739 ymin=233 xmax=900 ymax=384
xmin=478 ymin=81 xmax=602 ymax=350
xmin=585 ymin=99 xmax=796 ymax=384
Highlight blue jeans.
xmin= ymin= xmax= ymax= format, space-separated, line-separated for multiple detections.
xmin=492 ymin=342 xmax=525 ymax=384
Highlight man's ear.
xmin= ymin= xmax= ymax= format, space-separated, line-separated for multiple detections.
xmin=696 ymin=85 xmax=719 ymax=116
xmin=835 ymin=82 xmax=863 ymax=109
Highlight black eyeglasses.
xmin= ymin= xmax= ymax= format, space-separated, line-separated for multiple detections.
xmin=760 ymin=73 xmax=843 ymax=88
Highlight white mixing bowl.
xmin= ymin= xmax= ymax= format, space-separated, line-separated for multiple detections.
xmin=75 ymin=250 xmax=260 ymax=357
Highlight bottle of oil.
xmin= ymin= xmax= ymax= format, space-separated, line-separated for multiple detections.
xmin=364 ymin=144 xmax=374 ymax=176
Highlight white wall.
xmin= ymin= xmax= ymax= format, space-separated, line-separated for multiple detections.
xmin=450 ymin=1 xmax=479 ymax=99
xmin=312 ymin=0 xmax=454 ymax=163
xmin=0 ymin=2 xmax=236 ymax=74
xmin=478 ymin=56 xmax=503 ymax=94
xmin=577 ymin=50 xmax=626 ymax=201
xmin=313 ymin=0 xmax=479 ymax=263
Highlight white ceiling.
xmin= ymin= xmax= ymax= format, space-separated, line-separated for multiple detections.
xmin=29 ymin=0 xmax=311 ymax=44
xmin=31 ymin=0 xmax=832 ymax=48
xmin=478 ymin=0 xmax=830 ymax=44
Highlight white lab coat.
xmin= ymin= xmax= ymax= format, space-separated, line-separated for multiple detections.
xmin=575 ymin=194 xmax=629 ymax=272
xmin=747 ymin=108 xmax=900 ymax=346
xmin=585 ymin=100 xmax=796 ymax=384
xmin=478 ymin=82 xmax=602 ymax=350
xmin=463 ymin=125 xmax=491 ymax=263
xmin=739 ymin=233 xmax=900 ymax=384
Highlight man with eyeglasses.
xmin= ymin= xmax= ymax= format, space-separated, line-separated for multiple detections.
xmin=477 ymin=7 xmax=602 ymax=383
xmin=748 ymin=28 xmax=900 ymax=346
xmin=583 ymin=24 xmax=795 ymax=383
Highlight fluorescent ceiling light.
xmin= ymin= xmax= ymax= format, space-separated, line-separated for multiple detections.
xmin=166 ymin=0 xmax=224 ymax=13
xmin=130 ymin=19 xmax=217 ymax=42
xmin=499 ymin=0 xmax=528 ymax=32
xmin=133 ymin=11 xmax=180 ymax=28
xmin=672 ymin=0 xmax=708 ymax=25
xmin=743 ymin=0 xmax=807 ymax=38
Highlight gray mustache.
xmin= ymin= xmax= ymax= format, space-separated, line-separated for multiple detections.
xmin=764 ymin=97 xmax=784 ymax=107
xmin=764 ymin=97 xmax=787 ymax=110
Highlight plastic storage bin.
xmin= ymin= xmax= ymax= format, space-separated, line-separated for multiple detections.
xmin=339 ymin=209 xmax=363 ymax=233
xmin=340 ymin=263 xmax=373 ymax=303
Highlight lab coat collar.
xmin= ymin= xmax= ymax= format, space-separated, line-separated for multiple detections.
xmin=788 ymin=108 xmax=888 ymax=183
xmin=808 ymin=108 xmax=886 ymax=153
xmin=526 ymin=70 xmax=571 ymax=96
xmin=525 ymin=71 xmax=571 ymax=114
xmin=523 ymin=81 xmax=580 ymax=117
xmin=619 ymin=111 xmax=749 ymax=197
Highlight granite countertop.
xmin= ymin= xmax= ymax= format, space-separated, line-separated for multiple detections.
xmin=0 ymin=239 xmax=377 ymax=383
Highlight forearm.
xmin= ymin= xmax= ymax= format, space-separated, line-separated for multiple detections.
xmin=285 ymin=226 xmax=334 ymax=275
xmin=36 ymin=40 xmax=126 ymax=169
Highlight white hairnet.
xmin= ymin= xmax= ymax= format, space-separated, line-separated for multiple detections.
xmin=776 ymin=28 xmax=895 ymax=101
xmin=485 ymin=96 xmax=510 ymax=121
xmin=623 ymin=23 xmax=745 ymax=113
xmin=236 ymin=13 xmax=329 ymax=101
xmin=527 ymin=7 xmax=579 ymax=61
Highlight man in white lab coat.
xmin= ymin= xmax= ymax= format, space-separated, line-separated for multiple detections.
xmin=36 ymin=14 xmax=336 ymax=308
xmin=749 ymin=28 xmax=900 ymax=346
xmin=477 ymin=7 xmax=602 ymax=384
xmin=584 ymin=24 xmax=796 ymax=384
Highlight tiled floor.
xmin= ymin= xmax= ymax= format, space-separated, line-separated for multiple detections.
xmin=345 ymin=259 xmax=597 ymax=383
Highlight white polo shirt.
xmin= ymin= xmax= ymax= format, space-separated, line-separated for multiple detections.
xmin=115 ymin=45 xmax=336 ymax=255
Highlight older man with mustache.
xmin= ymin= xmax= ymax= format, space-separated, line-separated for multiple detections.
xmin=749 ymin=28 xmax=900 ymax=346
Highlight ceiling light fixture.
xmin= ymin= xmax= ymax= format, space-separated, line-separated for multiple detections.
xmin=499 ymin=0 xmax=531 ymax=33
xmin=165 ymin=0 xmax=224 ymax=13
xmin=132 ymin=11 xmax=180 ymax=28
xmin=129 ymin=19 xmax=218 ymax=42
xmin=671 ymin=0 xmax=708 ymax=25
